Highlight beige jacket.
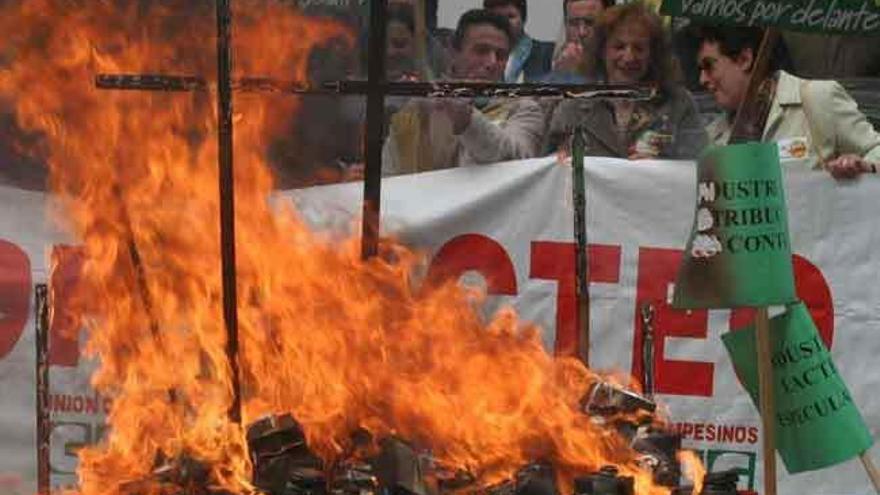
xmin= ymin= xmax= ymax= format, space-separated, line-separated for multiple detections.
xmin=382 ymin=98 xmax=545 ymax=176
xmin=707 ymin=71 xmax=880 ymax=166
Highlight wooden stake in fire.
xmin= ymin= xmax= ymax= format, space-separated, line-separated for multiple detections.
xmin=571 ymin=127 xmax=591 ymax=366
xmin=214 ymin=0 xmax=244 ymax=425
xmin=640 ymin=302 xmax=655 ymax=399
xmin=361 ymin=0 xmax=388 ymax=260
xmin=96 ymin=0 xmax=245 ymax=425
xmin=34 ymin=284 xmax=50 ymax=495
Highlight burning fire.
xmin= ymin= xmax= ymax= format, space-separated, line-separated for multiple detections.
xmin=0 ymin=2 xmax=699 ymax=494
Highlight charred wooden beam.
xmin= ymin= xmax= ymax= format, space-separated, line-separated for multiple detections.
xmin=34 ymin=284 xmax=50 ymax=495
xmin=96 ymin=74 xmax=656 ymax=101
xmin=572 ymin=129 xmax=590 ymax=366
xmin=95 ymin=74 xmax=207 ymax=92
xmin=215 ymin=0 xmax=243 ymax=425
xmin=640 ymin=302 xmax=656 ymax=399
xmin=360 ymin=0 xmax=387 ymax=259
xmin=327 ymin=81 xmax=656 ymax=100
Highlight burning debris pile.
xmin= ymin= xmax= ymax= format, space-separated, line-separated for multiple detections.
xmin=101 ymin=377 xmax=714 ymax=495
xmin=1 ymin=1 xmax=714 ymax=495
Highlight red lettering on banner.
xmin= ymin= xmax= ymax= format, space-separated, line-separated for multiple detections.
xmin=49 ymin=393 xmax=110 ymax=415
xmin=680 ymin=422 xmax=694 ymax=437
xmin=632 ymin=247 xmax=714 ymax=397
xmin=50 ymin=245 xmax=86 ymax=367
xmin=694 ymin=423 xmax=705 ymax=440
xmin=52 ymin=393 xmax=72 ymax=412
xmin=530 ymin=242 xmax=621 ymax=356
xmin=0 ymin=240 xmax=31 ymax=361
xmin=729 ymin=254 xmax=834 ymax=348
xmin=426 ymin=234 xmax=517 ymax=295
xmin=792 ymin=254 xmax=834 ymax=347
xmin=674 ymin=422 xmax=760 ymax=445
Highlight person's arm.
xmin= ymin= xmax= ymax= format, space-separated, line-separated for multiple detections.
xmin=803 ymin=80 xmax=880 ymax=178
xmin=456 ymin=99 xmax=545 ymax=164
xmin=553 ymin=41 xmax=585 ymax=73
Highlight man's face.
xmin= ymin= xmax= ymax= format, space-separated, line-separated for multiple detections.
xmin=604 ymin=19 xmax=651 ymax=83
xmin=565 ymin=0 xmax=604 ymax=45
xmin=697 ymin=41 xmax=753 ymax=111
xmin=488 ymin=4 xmax=525 ymax=40
xmin=452 ymin=24 xmax=511 ymax=81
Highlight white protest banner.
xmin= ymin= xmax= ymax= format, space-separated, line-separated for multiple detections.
xmin=1 ymin=156 xmax=878 ymax=494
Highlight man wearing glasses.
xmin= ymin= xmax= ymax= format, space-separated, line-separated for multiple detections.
xmin=484 ymin=0 xmax=556 ymax=82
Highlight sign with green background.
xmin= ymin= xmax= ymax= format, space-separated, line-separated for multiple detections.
xmin=661 ymin=0 xmax=880 ymax=35
xmin=674 ymin=143 xmax=796 ymax=309
xmin=722 ymin=303 xmax=874 ymax=473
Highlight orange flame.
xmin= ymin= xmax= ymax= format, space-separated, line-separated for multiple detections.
xmin=678 ymin=451 xmax=706 ymax=494
xmin=1 ymin=2 xmax=680 ymax=494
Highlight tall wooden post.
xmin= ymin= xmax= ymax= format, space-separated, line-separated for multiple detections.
xmin=572 ymin=128 xmax=590 ymax=366
xmin=728 ymin=28 xmax=781 ymax=495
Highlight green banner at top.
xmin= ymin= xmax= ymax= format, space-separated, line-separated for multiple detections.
xmin=660 ymin=0 xmax=880 ymax=35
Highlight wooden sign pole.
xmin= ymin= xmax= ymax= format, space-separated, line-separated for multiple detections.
xmin=728 ymin=28 xmax=780 ymax=495
xmin=755 ymin=308 xmax=777 ymax=495
xmin=860 ymin=452 xmax=880 ymax=494
xmin=729 ymin=28 xmax=780 ymax=143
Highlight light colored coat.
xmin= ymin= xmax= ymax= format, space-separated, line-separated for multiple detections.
xmin=707 ymin=71 xmax=880 ymax=166
xmin=382 ymin=98 xmax=545 ymax=176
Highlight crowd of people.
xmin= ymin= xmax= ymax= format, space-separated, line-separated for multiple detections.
xmin=286 ymin=0 xmax=880 ymax=186
xmin=1 ymin=0 xmax=877 ymax=189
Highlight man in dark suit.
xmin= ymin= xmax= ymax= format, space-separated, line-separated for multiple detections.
xmin=483 ymin=0 xmax=555 ymax=82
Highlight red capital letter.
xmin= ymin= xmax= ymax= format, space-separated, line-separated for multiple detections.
xmin=632 ymin=247 xmax=713 ymax=397
xmin=530 ymin=242 xmax=621 ymax=357
xmin=49 ymin=245 xmax=85 ymax=367
xmin=427 ymin=234 xmax=517 ymax=295
xmin=0 ymin=240 xmax=31 ymax=360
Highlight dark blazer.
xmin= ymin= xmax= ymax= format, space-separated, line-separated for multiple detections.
xmin=522 ymin=39 xmax=555 ymax=82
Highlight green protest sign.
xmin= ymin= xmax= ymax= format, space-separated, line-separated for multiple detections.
xmin=673 ymin=143 xmax=796 ymax=309
xmin=660 ymin=0 xmax=880 ymax=36
xmin=722 ymin=303 xmax=874 ymax=473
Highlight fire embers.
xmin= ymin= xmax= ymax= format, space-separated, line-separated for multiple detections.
xmin=241 ymin=380 xmax=703 ymax=495
xmin=693 ymin=470 xmax=739 ymax=495
xmin=243 ymin=412 xmax=630 ymax=495
xmin=581 ymin=381 xmax=686 ymax=492
xmin=247 ymin=414 xmax=382 ymax=495
xmin=247 ymin=414 xmax=331 ymax=495
xmin=573 ymin=466 xmax=633 ymax=495
xmin=118 ymin=453 xmax=231 ymax=495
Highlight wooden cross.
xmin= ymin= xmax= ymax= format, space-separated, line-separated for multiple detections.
xmin=95 ymin=0 xmax=657 ymax=425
